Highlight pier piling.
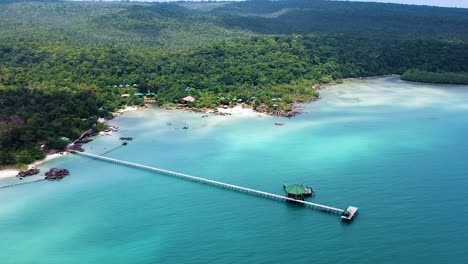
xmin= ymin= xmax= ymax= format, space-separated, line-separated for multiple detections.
xmin=73 ymin=151 xmax=350 ymax=216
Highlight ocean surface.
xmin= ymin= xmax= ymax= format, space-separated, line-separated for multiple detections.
xmin=1 ymin=77 xmax=468 ymax=263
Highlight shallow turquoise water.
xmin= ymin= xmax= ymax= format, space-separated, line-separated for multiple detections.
xmin=1 ymin=77 xmax=468 ymax=263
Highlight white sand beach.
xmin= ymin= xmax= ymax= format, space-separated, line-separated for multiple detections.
xmin=217 ymin=104 xmax=266 ymax=117
xmin=0 ymin=152 xmax=68 ymax=179
xmin=0 ymin=169 xmax=20 ymax=179
xmin=116 ymin=106 xmax=139 ymax=114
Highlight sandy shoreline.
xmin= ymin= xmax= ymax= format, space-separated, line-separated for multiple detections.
xmin=0 ymin=152 xmax=69 ymax=179
xmin=115 ymin=105 xmax=139 ymax=114
xmin=0 ymin=104 xmax=257 ymax=180
xmin=216 ymin=104 xmax=267 ymax=117
xmin=1 ymin=76 xmax=375 ymax=180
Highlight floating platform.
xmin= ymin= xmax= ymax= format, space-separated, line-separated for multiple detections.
xmin=341 ymin=206 xmax=358 ymax=221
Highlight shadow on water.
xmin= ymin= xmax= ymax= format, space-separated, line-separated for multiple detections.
xmin=0 ymin=144 xmax=124 ymax=190
xmin=0 ymin=179 xmax=46 ymax=189
xmin=97 ymin=144 xmax=125 ymax=156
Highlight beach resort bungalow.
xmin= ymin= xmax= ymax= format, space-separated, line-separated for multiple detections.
xmin=180 ymin=96 xmax=196 ymax=104
xmin=121 ymin=94 xmax=130 ymax=98
xmin=134 ymin=93 xmax=144 ymax=98
xmin=146 ymin=92 xmax=156 ymax=98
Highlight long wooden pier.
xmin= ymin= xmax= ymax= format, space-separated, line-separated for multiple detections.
xmin=72 ymin=151 xmax=348 ymax=216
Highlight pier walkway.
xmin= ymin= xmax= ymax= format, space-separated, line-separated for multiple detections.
xmin=73 ymin=151 xmax=347 ymax=215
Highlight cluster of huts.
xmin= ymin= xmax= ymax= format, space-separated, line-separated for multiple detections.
xmin=45 ymin=168 xmax=70 ymax=181
xmin=121 ymin=92 xmax=157 ymax=99
xmin=16 ymin=167 xmax=71 ymax=181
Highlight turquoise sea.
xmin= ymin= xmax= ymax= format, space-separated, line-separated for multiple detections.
xmin=1 ymin=77 xmax=468 ymax=263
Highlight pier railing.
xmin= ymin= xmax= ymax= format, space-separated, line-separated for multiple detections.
xmin=73 ymin=151 xmax=345 ymax=215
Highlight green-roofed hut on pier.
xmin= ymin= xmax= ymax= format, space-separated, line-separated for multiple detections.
xmin=284 ymin=184 xmax=307 ymax=200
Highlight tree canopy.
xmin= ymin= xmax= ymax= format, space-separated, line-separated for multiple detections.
xmin=1 ymin=0 xmax=468 ymax=166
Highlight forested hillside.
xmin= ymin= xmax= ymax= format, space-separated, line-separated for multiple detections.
xmin=207 ymin=0 xmax=468 ymax=38
xmin=1 ymin=0 xmax=468 ymax=166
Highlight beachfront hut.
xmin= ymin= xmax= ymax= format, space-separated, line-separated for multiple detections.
xmin=180 ymin=96 xmax=196 ymax=104
xmin=134 ymin=93 xmax=144 ymax=98
xmin=284 ymin=184 xmax=307 ymax=200
xmin=121 ymin=94 xmax=130 ymax=98
xmin=146 ymin=92 xmax=156 ymax=98
xmin=272 ymin=104 xmax=278 ymax=109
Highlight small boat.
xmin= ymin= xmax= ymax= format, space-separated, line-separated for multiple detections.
xmin=275 ymin=122 xmax=285 ymax=126
xmin=303 ymin=185 xmax=315 ymax=197
xmin=122 ymin=142 xmax=128 ymax=146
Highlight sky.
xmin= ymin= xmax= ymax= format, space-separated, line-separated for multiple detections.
xmin=345 ymin=0 xmax=468 ymax=8
xmin=131 ymin=0 xmax=468 ymax=9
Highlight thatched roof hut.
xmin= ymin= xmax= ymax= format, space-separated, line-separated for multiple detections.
xmin=180 ymin=96 xmax=196 ymax=103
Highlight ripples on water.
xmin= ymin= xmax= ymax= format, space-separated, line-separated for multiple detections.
xmin=1 ymin=77 xmax=467 ymax=263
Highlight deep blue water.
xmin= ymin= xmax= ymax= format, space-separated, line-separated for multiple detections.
xmin=1 ymin=77 xmax=468 ymax=263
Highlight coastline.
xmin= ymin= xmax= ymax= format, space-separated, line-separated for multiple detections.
xmin=162 ymin=103 xmax=268 ymax=117
xmin=216 ymin=104 xmax=268 ymax=117
xmin=0 ymin=152 xmax=69 ymax=179
xmin=161 ymin=76 xmax=398 ymax=118
xmin=0 ymin=75 xmax=397 ymax=180
xmin=113 ymin=105 xmax=141 ymax=116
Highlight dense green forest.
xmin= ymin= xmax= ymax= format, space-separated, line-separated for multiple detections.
xmin=0 ymin=86 xmax=102 ymax=165
xmin=208 ymin=0 xmax=468 ymax=38
xmin=1 ymin=0 xmax=468 ymax=166
xmin=402 ymin=69 xmax=468 ymax=85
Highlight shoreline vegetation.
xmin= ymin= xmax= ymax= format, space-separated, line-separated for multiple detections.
xmin=401 ymin=69 xmax=468 ymax=85
xmin=0 ymin=73 xmax=463 ymax=178
xmin=0 ymin=105 xmax=135 ymax=179
xmin=0 ymin=152 xmax=69 ymax=179
xmin=1 ymin=0 xmax=468 ymax=168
